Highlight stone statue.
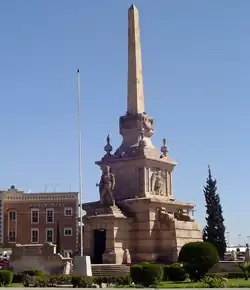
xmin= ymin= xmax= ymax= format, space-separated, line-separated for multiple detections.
xmin=123 ymin=249 xmax=131 ymax=264
xmin=151 ymin=169 xmax=164 ymax=195
xmin=142 ymin=114 xmax=153 ymax=132
xmin=96 ymin=166 xmax=115 ymax=206
xmin=175 ymin=209 xmax=194 ymax=222
xmin=158 ymin=207 xmax=174 ymax=226
xmin=231 ymin=250 xmax=237 ymax=261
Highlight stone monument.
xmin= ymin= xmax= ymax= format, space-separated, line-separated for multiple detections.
xmin=82 ymin=4 xmax=202 ymax=264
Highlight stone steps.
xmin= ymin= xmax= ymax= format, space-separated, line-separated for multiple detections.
xmin=91 ymin=264 xmax=130 ymax=277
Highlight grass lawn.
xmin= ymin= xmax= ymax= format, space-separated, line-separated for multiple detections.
xmin=159 ymin=278 xmax=250 ymax=288
xmin=6 ymin=283 xmax=23 ymax=287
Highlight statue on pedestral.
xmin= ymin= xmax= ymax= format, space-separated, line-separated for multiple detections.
xmin=231 ymin=250 xmax=237 ymax=261
xmin=96 ymin=166 xmax=116 ymax=206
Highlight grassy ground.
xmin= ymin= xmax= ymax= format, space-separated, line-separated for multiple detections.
xmin=7 ymin=283 xmax=23 ymax=287
xmin=7 ymin=279 xmax=250 ymax=288
xmin=159 ymin=279 xmax=250 ymax=288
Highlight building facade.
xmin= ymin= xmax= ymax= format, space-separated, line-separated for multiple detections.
xmin=0 ymin=192 xmax=4 ymax=246
xmin=1 ymin=185 xmax=78 ymax=257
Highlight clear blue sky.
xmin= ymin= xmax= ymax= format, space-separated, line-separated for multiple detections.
xmin=1 ymin=0 xmax=249 ymax=245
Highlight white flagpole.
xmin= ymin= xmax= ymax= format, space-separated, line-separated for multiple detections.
xmin=77 ymin=69 xmax=83 ymax=257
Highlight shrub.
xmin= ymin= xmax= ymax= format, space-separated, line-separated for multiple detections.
xmin=178 ymin=241 xmax=219 ymax=281
xmin=142 ymin=263 xmax=163 ymax=286
xmin=22 ymin=274 xmax=47 ymax=288
xmin=47 ymin=275 xmax=58 ymax=287
xmin=239 ymin=262 xmax=250 ymax=280
xmin=93 ymin=276 xmax=131 ymax=286
xmin=131 ymin=263 xmax=163 ymax=286
xmin=0 ymin=270 xmax=13 ymax=286
xmin=71 ymin=275 xmax=93 ymax=288
xmin=12 ymin=273 xmax=23 ymax=283
xmin=130 ymin=264 xmax=143 ymax=285
xmin=46 ymin=274 xmax=72 ymax=286
xmin=200 ymin=276 xmax=227 ymax=288
xmin=164 ymin=263 xmax=188 ymax=281
xmin=23 ymin=269 xmax=44 ymax=277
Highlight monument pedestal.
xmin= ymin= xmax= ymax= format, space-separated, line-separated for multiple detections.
xmin=73 ymin=256 xmax=92 ymax=276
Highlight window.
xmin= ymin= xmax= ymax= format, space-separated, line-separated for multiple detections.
xmin=31 ymin=228 xmax=39 ymax=243
xmin=46 ymin=228 xmax=54 ymax=243
xmin=64 ymin=227 xmax=72 ymax=236
xmin=64 ymin=207 xmax=72 ymax=217
xmin=9 ymin=211 xmax=16 ymax=221
xmin=64 ymin=249 xmax=73 ymax=257
xmin=31 ymin=209 xmax=39 ymax=224
xmin=46 ymin=208 xmax=54 ymax=223
xmin=8 ymin=230 xmax=16 ymax=242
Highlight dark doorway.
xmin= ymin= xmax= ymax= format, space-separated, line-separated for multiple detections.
xmin=92 ymin=229 xmax=106 ymax=264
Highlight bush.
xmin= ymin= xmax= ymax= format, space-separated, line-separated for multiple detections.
xmin=0 ymin=270 xmax=13 ymax=286
xmin=93 ymin=276 xmax=131 ymax=287
xmin=23 ymin=269 xmax=44 ymax=277
xmin=71 ymin=276 xmax=93 ymax=288
xmin=164 ymin=263 xmax=188 ymax=281
xmin=239 ymin=262 xmax=250 ymax=280
xmin=142 ymin=264 xmax=163 ymax=287
xmin=178 ymin=241 xmax=219 ymax=281
xmin=46 ymin=274 xmax=72 ymax=286
xmin=200 ymin=276 xmax=227 ymax=288
xmin=22 ymin=274 xmax=48 ymax=288
xmin=130 ymin=263 xmax=163 ymax=287
xmin=130 ymin=264 xmax=143 ymax=285
xmin=12 ymin=273 xmax=23 ymax=283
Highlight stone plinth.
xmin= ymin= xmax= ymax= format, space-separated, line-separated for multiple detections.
xmin=10 ymin=243 xmax=72 ymax=274
xmin=210 ymin=261 xmax=245 ymax=273
xmin=83 ymin=196 xmax=202 ymax=264
xmin=73 ymin=256 xmax=92 ymax=276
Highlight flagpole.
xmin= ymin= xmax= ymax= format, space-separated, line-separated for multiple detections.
xmin=77 ymin=69 xmax=84 ymax=257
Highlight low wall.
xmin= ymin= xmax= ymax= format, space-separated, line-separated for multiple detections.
xmin=210 ymin=261 xmax=243 ymax=273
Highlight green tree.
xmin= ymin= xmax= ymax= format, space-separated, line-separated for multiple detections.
xmin=203 ymin=166 xmax=227 ymax=259
xmin=56 ymin=220 xmax=61 ymax=254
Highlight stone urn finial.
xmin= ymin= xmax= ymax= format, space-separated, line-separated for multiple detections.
xmin=104 ymin=135 xmax=113 ymax=156
xmin=160 ymin=137 xmax=168 ymax=157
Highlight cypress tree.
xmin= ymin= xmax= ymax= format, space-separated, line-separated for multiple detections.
xmin=203 ymin=166 xmax=227 ymax=259
xmin=56 ymin=220 xmax=61 ymax=254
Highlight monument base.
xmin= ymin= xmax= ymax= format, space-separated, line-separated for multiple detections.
xmin=73 ymin=256 xmax=92 ymax=276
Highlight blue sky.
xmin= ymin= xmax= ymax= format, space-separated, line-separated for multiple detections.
xmin=1 ymin=0 xmax=249 ymax=245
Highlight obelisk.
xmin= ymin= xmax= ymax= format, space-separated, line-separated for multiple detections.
xmin=115 ymin=4 xmax=156 ymax=157
xmin=127 ymin=4 xmax=145 ymax=114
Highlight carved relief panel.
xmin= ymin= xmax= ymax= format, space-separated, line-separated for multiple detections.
xmin=150 ymin=168 xmax=167 ymax=196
